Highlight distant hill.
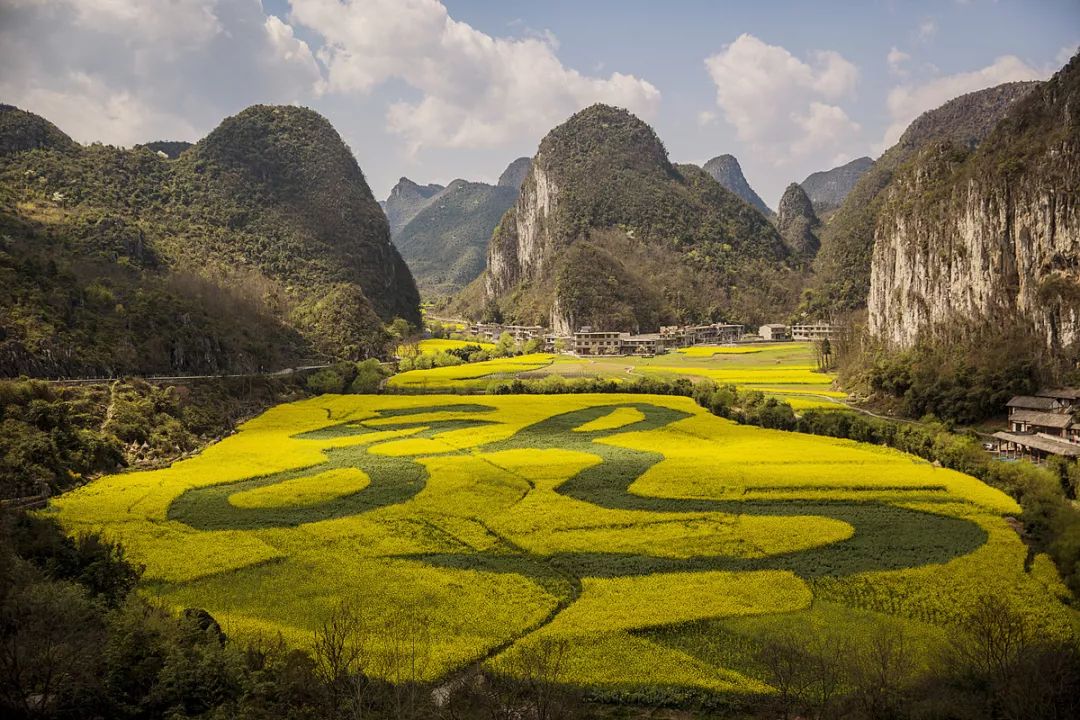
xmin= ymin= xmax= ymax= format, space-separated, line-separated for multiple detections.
xmin=0 ymin=104 xmax=77 ymax=157
xmin=497 ymin=157 xmax=532 ymax=189
xmin=799 ymin=156 xmax=873 ymax=215
xmin=0 ymin=104 xmax=419 ymax=377
xmin=390 ymin=157 xmax=533 ymax=298
xmin=777 ymin=183 xmax=820 ymax=260
xmin=811 ymin=81 xmax=1039 ymax=313
xmin=137 ymin=140 xmax=194 ymax=159
xmin=383 ymin=178 xmax=444 ymax=235
xmin=395 ymin=179 xmax=517 ymax=297
xmin=702 ymin=154 xmax=773 ymax=218
xmin=454 ymin=105 xmax=795 ymax=331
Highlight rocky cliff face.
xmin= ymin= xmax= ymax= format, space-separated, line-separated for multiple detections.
xmin=869 ymin=56 xmax=1080 ymax=351
xmin=702 ymin=154 xmax=773 ymax=217
xmin=777 ymin=183 xmax=821 ymax=259
xmin=813 ymin=81 xmax=1039 ymax=313
xmin=465 ymin=104 xmax=793 ymax=331
xmin=800 ymin=156 xmax=873 ymax=215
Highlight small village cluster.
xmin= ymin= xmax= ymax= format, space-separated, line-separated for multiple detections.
xmin=995 ymin=389 xmax=1080 ymax=462
xmin=465 ymin=321 xmax=841 ymax=356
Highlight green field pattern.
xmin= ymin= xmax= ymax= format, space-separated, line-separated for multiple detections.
xmin=51 ymin=395 xmax=1077 ymax=695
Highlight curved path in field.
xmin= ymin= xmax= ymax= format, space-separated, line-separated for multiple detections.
xmin=168 ymin=401 xmax=988 ymax=645
xmin=170 ymin=400 xmax=987 ymax=579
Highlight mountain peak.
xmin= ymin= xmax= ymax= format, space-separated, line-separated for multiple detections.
xmin=0 ymin=104 xmax=78 ymax=157
xmin=777 ymin=183 xmax=820 ymax=259
xmin=384 ymin=177 xmax=445 ymax=235
xmin=799 ymin=156 xmax=873 ymax=215
xmin=702 ymin=154 xmax=773 ymax=217
xmin=497 ymin=157 xmax=532 ymax=190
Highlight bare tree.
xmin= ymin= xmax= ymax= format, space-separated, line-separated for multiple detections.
xmin=313 ymin=601 xmax=374 ymax=719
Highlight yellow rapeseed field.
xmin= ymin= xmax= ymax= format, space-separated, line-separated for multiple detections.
xmin=49 ymin=393 xmax=1075 ymax=694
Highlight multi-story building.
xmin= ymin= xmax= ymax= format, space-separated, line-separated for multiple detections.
xmin=659 ymin=323 xmax=743 ymax=347
xmin=791 ymin=323 xmax=840 ymax=342
xmin=759 ymin=324 xmax=790 ymax=341
xmin=619 ymin=333 xmax=663 ymax=355
xmin=993 ymin=388 xmax=1080 ymax=462
xmin=573 ymin=327 xmax=623 ymax=356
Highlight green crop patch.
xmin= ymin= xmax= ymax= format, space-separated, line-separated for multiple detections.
xmin=51 ymin=394 xmax=1075 ymax=696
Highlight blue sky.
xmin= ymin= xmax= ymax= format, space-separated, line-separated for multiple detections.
xmin=1 ymin=1 xmax=1077 ymax=207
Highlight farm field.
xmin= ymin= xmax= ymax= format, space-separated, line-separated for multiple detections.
xmin=389 ymin=342 xmax=843 ymax=407
xmin=51 ymin=393 xmax=1076 ymax=697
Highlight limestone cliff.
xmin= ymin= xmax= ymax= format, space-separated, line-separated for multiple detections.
xmin=464 ymin=105 xmax=793 ymax=331
xmin=813 ymin=81 xmax=1038 ymax=313
xmin=869 ymin=55 xmax=1080 ymax=351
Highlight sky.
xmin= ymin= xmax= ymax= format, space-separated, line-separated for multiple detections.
xmin=0 ymin=1 xmax=1077 ymax=208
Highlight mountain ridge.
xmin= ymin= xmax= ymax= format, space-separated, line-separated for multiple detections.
xmin=0 ymin=103 xmax=420 ymax=376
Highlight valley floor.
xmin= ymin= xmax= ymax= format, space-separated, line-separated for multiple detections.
xmin=49 ymin=391 xmax=1078 ymax=699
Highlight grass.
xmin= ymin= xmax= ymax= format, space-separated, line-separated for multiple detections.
xmin=49 ymin=394 xmax=1075 ymax=694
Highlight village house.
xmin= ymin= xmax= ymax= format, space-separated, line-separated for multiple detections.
xmin=993 ymin=388 xmax=1080 ymax=462
xmin=759 ymin=324 xmax=789 ymax=341
xmin=619 ymin=333 xmax=664 ymax=355
xmin=470 ymin=323 xmax=545 ymax=343
xmin=659 ymin=323 xmax=743 ymax=348
xmin=791 ymin=322 xmax=840 ymax=342
xmin=573 ymin=327 xmax=623 ymax=356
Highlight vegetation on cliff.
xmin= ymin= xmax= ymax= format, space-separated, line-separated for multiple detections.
xmin=810 ymin=82 xmax=1039 ymax=315
xmin=0 ymin=104 xmax=420 ymax=376
xmin=460 ymin=104 xmax=797 ymax=330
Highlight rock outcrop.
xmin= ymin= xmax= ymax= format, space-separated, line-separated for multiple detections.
xmin=461 ymin=105 xmax=793 ymax=331
xmin=800 ymin=156 xmax=873 ymax=215
xmin=777 ymin=183 xmax=821 ymax=259
xmin=702 ymin=154 xmax=773 ymax=218
xmin=869 ymin=55 xmax=1080 ymax=351
xmin=813 ymin=81 xmax=1039 ymax=312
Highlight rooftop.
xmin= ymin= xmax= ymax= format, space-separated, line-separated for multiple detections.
xmin=1007 ymin=395 xmax=1060 ymax=411
xmin=1009 ymin=409 xmax=1074 ymax=429
xmin=994 ymin=431 xmax=1080 ymax=458
xmin=1037 ymin=388 xmax=1080 ymax=401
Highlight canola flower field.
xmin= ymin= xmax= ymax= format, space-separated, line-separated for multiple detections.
xmin=389 ymin=342 xmax=843 ymax=408
xmin=51 ymin=393 xmax=1077 ymax=695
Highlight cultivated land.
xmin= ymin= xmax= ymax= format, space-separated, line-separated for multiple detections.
xmin=389 ymin=342 xmax=844 ymax=407
xmin=51 ymin=393 xmax=1076 ymax=696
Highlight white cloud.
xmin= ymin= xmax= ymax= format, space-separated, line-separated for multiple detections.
xmin=703 ymin=34 xmax=859 ymax=164
xmin=264 ymin=15 xmax=324 ymax=93
xmin=0 ymin=1 xmax=327 ymax=146
xmin=287 ymin=0 xmax=660 ymax=153
xmin=790 ymin=101 xmax=861 ymax=157
xmin=917 ymin=18 xmax=938 ymax=42
xmin=887 ymin=47 xmax=911 ymax=77
xmin=878 ymin=54 xmax=1046 ymax=151
xmin=697 ymin=110 xmax=718 ymax=127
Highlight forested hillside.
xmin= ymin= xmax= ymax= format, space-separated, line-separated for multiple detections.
xmin=0 ymin=104 xmax=420 ymax=377
xmin=459 ymin=105 xmax=797 ymax=331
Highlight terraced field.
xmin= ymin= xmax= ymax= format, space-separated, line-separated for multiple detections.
xmin=51 ymin=394 xmax=1075 ymax=696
